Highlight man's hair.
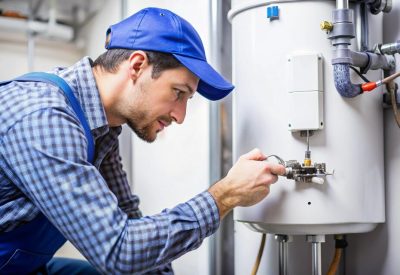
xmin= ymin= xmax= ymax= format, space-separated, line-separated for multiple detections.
xmin=92 ymin=49 xmax=182 ymax=78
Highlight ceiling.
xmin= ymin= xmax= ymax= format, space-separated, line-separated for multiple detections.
xmin=0 ymin=0 xmax=107 ymax=27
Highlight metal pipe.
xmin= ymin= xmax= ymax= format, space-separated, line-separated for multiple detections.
xmin=307 ymin=235 xmax=325 ymax=275
xmin=312 ymin=242 xmax=322 ymax=275
xmin=330 ymin=1 xmax=357 ymax=97
xmin=27 ymin=32 xmax=35 ymax=72
xmin=275 ymin=235 xmax=291 ymax=275
xmin=379 ymin=40 xmax=400 ymax=55
xmin=278 ymin=242 xmax=287 ymax=275
xmin=350 ymin=51 xmax=393 ymax=71
xmin=27 ymin=0 xmax=35 ymax=72
xmin=336 ymin=0 xmax=349 ymax=10
xmin=329 ymin=0 xmax=394 ymax=97
xmin=49 ymin=0 xmax=57 ymax=28
xmin=121 ymin=0 xmax=128 ymax=19
xmin=209 ymin=1 xmax=224 ymax=274
xmin=360 ymin=3 xmax=369 ymax=51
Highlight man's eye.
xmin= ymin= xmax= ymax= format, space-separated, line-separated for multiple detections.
xmin=174 ymin=89 xmax=185 ymax=100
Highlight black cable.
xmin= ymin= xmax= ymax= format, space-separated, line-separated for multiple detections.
xmin=349 ymin=66 xmax=371 ymax=83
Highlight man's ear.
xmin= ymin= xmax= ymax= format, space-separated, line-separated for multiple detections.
xmin=128 ymin=50 xmax=149 ymax=81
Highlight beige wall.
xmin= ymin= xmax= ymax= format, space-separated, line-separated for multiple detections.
xmin=0 ymin=32 xmax=82 ymax=79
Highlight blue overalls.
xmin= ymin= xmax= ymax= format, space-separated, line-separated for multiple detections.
xmin=0 ymin=73 xmax=95 ymax=274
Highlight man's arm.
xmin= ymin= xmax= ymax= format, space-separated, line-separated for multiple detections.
xmin=1 ymin=107 xmax=283 ymax=274
xmin=0 ymin=107 xmax=219 ymax=274
xmin=99 ymin=140 xmax=142 ymax=218
xmin=100 ymin=139 xmax=176 ymax=274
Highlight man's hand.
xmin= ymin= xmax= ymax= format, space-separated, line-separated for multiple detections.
xmin=208 ymin=148 xmax=286 ymax=219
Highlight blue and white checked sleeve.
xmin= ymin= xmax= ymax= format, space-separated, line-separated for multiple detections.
xmin=99 ymin=139 xmax=175 ymax=274
xmin=0 ymin=107 xmax=220 ymax=274
xmin=99 ymin=142 xmax=142 ymax=218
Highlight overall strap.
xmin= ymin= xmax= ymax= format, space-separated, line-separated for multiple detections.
xmin=8 ymin=72 xmax=95 ymax=164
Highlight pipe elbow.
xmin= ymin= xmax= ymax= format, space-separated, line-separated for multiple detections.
xmin=333 ymin=64 xmax=362 ymax=98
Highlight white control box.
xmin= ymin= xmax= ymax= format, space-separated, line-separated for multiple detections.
xmin=287 ymin=53 xmax=324 ymax=131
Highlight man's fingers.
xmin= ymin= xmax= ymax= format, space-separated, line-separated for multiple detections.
xmin=241 ymin=148 xmax=267 ymax=161
xmin=269 ymin=164 xmax=286 ymax=176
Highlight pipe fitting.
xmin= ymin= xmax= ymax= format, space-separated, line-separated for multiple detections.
xmin=332 ymin=8 xmax=353 ymax=23
xmin=369 ymin=0 xmax=392 ymax=14
xmin=328 ymin=9 xmax=355 ymax=64
xmin=350 ymin=51 xmax=394 ymax=71
xmin=332 ymin=48 xmax=352 ymax=64
xmin=375 ymin=40 xmax=400 ymax=55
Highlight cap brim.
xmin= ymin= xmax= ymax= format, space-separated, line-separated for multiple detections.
xmin=173 ymin=54 xmax=234 ymax=101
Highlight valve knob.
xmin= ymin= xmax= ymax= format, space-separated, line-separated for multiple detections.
xmin=320 ymin=21 xmax=333 ymax=32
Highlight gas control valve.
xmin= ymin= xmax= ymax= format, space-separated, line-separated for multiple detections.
xmin=284 ymin=160 xmax=332 ymax=184
xmin=268 ymin=155 xmax=333 ymax=184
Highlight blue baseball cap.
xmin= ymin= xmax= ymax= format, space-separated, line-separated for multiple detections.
xmin=105 ymin=7 xmax=234 ymax=101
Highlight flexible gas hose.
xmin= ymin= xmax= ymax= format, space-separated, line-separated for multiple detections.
xmin=327 ymin=248 xmax=342 ymax=275
xmin=327 ymin=235 xmax=348 ymax=275
xmin=251 ymin=233 xmax=266 ymax=275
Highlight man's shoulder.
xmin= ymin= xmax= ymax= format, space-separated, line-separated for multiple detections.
xmin=0 ymin=81 xmax=72 ymax=134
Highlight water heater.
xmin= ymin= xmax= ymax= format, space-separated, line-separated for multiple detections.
xmin=229 ymin=0 xmax=385 ymax=235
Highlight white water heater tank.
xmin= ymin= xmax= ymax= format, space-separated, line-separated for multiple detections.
xmin=229 ymin=0 xmax=385 ymax=235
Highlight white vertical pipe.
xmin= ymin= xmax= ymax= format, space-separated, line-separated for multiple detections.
xmin=119 ymin=0 xmax=133 ymax=186
xmin=278 ymin=237 xmax=288 ymax=275
xmin=27 ymin=0 xmax=35 ymax=72
xmin=336 ymin=0 xmax=349 ymax=9
xmin=209 ymin=0 xmax=222 ymax=274
xmin=121 ymin=0 xmax=128 ymax=19
xmin=49 ymin=0 xmax=57 ymax=28
xmin=27 ymin=32 xmax=35 ymax=72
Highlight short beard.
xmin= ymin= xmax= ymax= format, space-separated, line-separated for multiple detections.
xmin=127 ymin=119 xmax=156 ymax=143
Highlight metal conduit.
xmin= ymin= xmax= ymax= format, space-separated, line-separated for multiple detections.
xmin=307 ymin=235 xmax=325 ymax=275
xmin=336 ymin=0 xmax=349 ymax=9
xmin=276 ymin=235 xmax=289 ymax=275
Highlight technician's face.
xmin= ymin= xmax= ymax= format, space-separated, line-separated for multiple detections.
xmin=126 ymin=65 xmax=199 ymax=142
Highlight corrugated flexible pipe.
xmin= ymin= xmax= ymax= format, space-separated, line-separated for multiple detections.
xmin=333 ymin=64 xmax=362 ymax=97
xmin=331 ymin=0 xmax=361 ymax=97
xmin=333 ymin=52 xmax=393 ymax=97
xmin=331 ymin=1 xmax=394 ymax=97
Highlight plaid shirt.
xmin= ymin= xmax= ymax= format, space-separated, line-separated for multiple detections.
xmin=0 ymin=57 xmax=220 ymax=274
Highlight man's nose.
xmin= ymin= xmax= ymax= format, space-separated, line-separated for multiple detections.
xmin=171 ymin=101 xmax=187 ymax=124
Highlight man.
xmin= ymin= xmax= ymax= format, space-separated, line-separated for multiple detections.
xmin=0 ymin=7 xmax=285 ymax=274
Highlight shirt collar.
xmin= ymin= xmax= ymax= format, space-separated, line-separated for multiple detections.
xmin=53 ymin=57 xmax=117 ymax=138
